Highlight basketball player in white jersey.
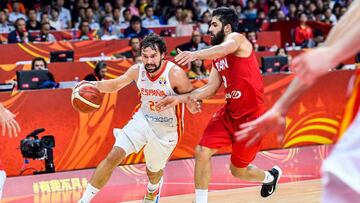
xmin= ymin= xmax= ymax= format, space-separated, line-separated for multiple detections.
xmin=78 ymin=33 xmax=200 ymax=203
xmin=0 ymin=103 xmax=20 ymax=199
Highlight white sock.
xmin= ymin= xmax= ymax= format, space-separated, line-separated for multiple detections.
xmin=262 ymin=171 xmax=274 ymax=183
xmin=147 ymin=181 xmax=160 ymax=192
xmin=195 ymin=189 xmax=208 ymax=203
xmin=0 ymin=170 xmax=6 ymax=199
xmin=78 ymin=184 xmax=99 ymax=203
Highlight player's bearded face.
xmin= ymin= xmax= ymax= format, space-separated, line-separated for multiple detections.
xmin=210 ymin=25 xmax=225 ymax=45
xmin=142 ymin=47 xmax=163 ymax=73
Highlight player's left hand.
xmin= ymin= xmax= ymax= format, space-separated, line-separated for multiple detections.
xmin=185 ymin=97 xmax=202 ymax=114
xmin=175 ymin=48 xmax=198 ymax=66
xmin=234 ymin=107 xmax=286 ymax=147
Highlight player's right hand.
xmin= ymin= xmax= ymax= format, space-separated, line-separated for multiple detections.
xmin=0 ymin=105 xmax=21 ymax=138
xmin=156 ymin=96 xmax=180 ymax=112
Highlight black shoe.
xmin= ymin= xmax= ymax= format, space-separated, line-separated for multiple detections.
xmin=261 ymin=166 xmax=282 ymax=198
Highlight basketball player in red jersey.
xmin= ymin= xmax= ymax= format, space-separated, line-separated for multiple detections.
xmin=156 ymin=7 xmax=281 ymax=203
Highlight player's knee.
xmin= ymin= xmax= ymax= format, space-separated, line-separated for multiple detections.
xmin=230 ymin=166 xmax=248 ymax=179
xmin=104 ymin=147 xmax=126 ymax=168
xmin=195 ymin=146 xmax=212 ymax=162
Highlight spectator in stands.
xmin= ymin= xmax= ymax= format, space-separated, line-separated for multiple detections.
xmin=84 ymin=61 xmax=107 ymax=81
xmin=54 ymin=0 xmax=72 ymax=29
xmin=26 ymin=8 xmax=41 ymax=31
xmin=0 ymin=9 xmax=14 ymax=33
xmin=49 ymin=7 xmax=62 ymax=30
xmin=102 ymin=2 xmax=113 ymax=19
xmin=85 ymin=7 xmax=100 ymax=30
xmin=120 ymin=8 xmax=131 ymax=28
xmin=142 ymin=5 xmax=160 ymax=27
xmin=287 ymin=3 xmax=297 ymax=19
xmin=167 ymin=6 xmax=182 ymax=26
xmin=188 ymin=59 xmax=209 ymax=79
xmin=246 ymin=31 xmax=266 ymax=51
xmin=132 ymin=54 xmax=142 ymax=64
xmin=176 ymin=30 xmax=209 ymax=52
xmin=40 ymin=13 xmax=56 ymax=30
xmin=6 ymin=0 xmax=26 ymax=15
xmin=33 ymin=22 xmax=56 ymax=42
xmin=8 ymin=18 xmax=31 ymax=43
xmin=275 ymin=47 xmax=291 ymax=71
xmin=113 ymin=0 xmax=126 ymax=22
xmin=77 ymin=20 xmax=94 ymax=40
xmin=113 ymin=7 xmax=123 ymax=30
xmin=124 ymin=16 xmax=151 ymax=39
xmin=8 ymin=1 xmax=27 ymax=23
xmin=199 ymin=10 xmax=211 ymax=35
xmin=31 ymin=57 xmax=57 ymax=88
xmin=97 ymin=16 xmax=121 ymax=40
xmin=244 ymin=0 xmax=257 ymax=19
xmin=176 ymin=9 xmax=193 ymax=37
xmin=127 ymin=0 xmax=140 ymax=16
xmin=294 ymin=13 xmax=315 ymax=48
xmin=114 ymin=37 xmax=141 ymax=59
xmin=91 ymin=0 xmax=101 ymax=22
xmin=324 ymin=7 xmax=337 ymax=25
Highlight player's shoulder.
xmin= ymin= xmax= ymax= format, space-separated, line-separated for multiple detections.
xmin=167 ymin=61 xmax=187 ymax=79
xmin=227 ymin=32 xmax=246 ymax=41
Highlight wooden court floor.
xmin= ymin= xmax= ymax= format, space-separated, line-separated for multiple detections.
xmin=125 ymin=179 xmax=322 ymax=203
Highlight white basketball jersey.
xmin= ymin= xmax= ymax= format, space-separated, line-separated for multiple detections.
xmin=136 ymin=60 xmax=184 ymax=129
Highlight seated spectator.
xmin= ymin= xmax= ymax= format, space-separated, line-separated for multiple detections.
xmin=114 ymin=37 xmax=140 ymax=59
xmin=198 ymin=10 xmax=211 ymax=35
xmin=31 ymin=57 xmax=58 ymax=88
xmin=246 ymin=31 xmax=266 ymax=51
xmin=324 ymin=7 xmax=337 ymax=25
xmin=49 ymin=7 xmax=62 ymax=30
xmin=8 ymin=18 xmax=32 ymax=43
xmin=142 ymin=5 xmax=160 ymax=27
xmin=6 ymin=0 xmax=26 ymax=14
xmin=8 ymin=1 xmax=27 ymax=23
xmin=176 ymin=30 xmax=209 ymax=51
xmin=97 ymin=16 xmax=121 ymax=40
xmin=188 ymin=59 xmax=209 ymax=79
xmin=167 ymin=6 xmax=182 ymax=26
xmin=244 ymin=0 xmax=257 ymax=19
xmin=0 ymin=9 xmax=14 ymax=33
xmin=85 ymin=7 xmax=100 ymax=30
xmin=275 ymin=47 xmax=291 ymax=71
xmin=40 ymin=13 xmax=56 ymax=30
xmin=55 ymin=0 xmax=72 ymax=29
xmin=77 ymin=20 xmax=94 ymax=41
xmin=124 ymin=16 xmax=151 ymax=39
xmin=294 ymin=13 xmax=315 ymax=48
xmin=33 ymin=22 xmax=56 ymax=42
xmin=26 ymin=8 xmax=41 ymax=31
xmin=113 ymin=7 xmax=123 ymax=30
xmin=132 ymin=54 xmax=142 ymax=65
xmin=84 ymin=61 xmax=107 ymax=81
xmin=176 ymin=9 xmax=193 ymax=37
xmin=120 ymin=8 xmax=132 ymax=28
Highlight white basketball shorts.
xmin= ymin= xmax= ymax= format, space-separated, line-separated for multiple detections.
xmin=113 ymin=110 xmax=179 ymax=172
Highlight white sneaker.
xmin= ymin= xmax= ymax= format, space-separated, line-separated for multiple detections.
xmin=0 ymin=170 xmax=6 ymax=199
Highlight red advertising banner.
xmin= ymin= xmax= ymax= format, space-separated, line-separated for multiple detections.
xmin=0 ymin=70 xmax=353 ymax=177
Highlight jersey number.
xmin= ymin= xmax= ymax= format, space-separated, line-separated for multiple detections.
xmin=149 ymin=101 xmax=158 ymax=112
xmin=222 ymin=76 xmax=228 ymax=88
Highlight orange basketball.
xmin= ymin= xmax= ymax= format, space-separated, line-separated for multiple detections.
xmin=71 ymin=82 xmax=103 ymax=113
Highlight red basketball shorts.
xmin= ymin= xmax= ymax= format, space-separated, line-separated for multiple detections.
xmin=199 ymin=107 xmax=264 ymax=168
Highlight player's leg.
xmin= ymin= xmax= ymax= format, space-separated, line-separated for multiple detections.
xmin=230 ymin=133 xmax=282 ymax=198
xmin=143 ymin=127 xmax=178 ymax=202
xmin=79 ymin=112 xmax=148 ymax=203
xmin=195 ymin=108 xmax=231 ymax=203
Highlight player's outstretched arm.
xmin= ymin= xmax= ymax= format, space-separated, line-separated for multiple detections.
xmin=95 ymin=64 xmax=139 ymax=93
xmin=175 ymin=33 xmax=245 ymax=66
xmin=0 ymin=103 xmax=20 ymax=138
xmin=156 ymin=67 xmax=222 ymax=111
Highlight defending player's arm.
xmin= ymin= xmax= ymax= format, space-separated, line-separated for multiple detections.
xmin=175 ymin=33 xmax=249 ymax=65
xmin=0 ymin=103 xmax=20 ymax=138
xmin=95 ymin=65 xmax=139 ymax=93
xmin=156 ymin=67 xmax=222 ymax=111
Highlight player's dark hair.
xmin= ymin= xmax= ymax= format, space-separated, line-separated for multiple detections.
xmin=212 ymin=7 xmax=239 ymax=32
xmin=140 ymin=33 xmax=167 ymax=55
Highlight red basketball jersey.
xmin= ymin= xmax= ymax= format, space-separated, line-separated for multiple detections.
xmin=213 ymin=51 xmax=265 ymax=119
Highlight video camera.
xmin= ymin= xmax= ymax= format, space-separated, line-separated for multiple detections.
xmin=20 ymin=128 xmax=56 ymax=174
